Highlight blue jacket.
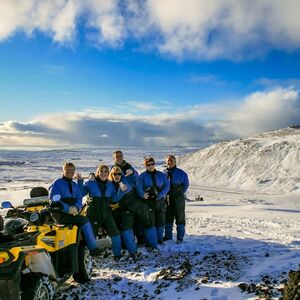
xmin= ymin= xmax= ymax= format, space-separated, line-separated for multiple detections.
xmin=136 ymin=170 xmax=170 ymax=200
xmin=110 ymin=177 xmax=133 ymax=203
xmin=164 ymin=167 xmax=189 ymax=194
xmin=80 ymin=179 xmax=115 ymax=198
xmin=113 ymin=161 xmax=139 ymax=186
xmin=49 ymin=177 xmax=83 ymax=213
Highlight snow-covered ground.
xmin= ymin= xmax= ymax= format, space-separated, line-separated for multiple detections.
xmin=52 ymin=186 xmax=299 ymax=300
xmin=0 ymin=137 xmax=299 ymax=299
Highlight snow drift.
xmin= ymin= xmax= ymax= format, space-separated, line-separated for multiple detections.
xmin=179 ymin=127 xmax=300 ymax=193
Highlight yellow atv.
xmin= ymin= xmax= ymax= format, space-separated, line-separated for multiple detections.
xmin=0 ymin=196 xmax=93 ymax=300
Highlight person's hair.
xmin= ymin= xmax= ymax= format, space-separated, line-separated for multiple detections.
xmin=113 ymin=150 xmax=123 ymax=157
xmin=63 ymin=162 xmax=75 ymax=170
xmin=108 ymin=166 xmax=123 ymax=181
xmin=144 ymin=156 xmax=155 ymax=166
xmin=95 ymin=164 xmax=109 ymax=177
xmin=166 ymin=154 xmax=176 ymax=161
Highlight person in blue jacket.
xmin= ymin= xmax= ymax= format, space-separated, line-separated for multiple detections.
xmin=79 ymin=164 xmax=122 ymax=259
xmin=136 ymin=157 xmax=170 ymax=244
xmin=108 ymin=166 xmax=138 ymax=258
xmin=163 ymin=155 xmax=189 ymax=243
xmin=112 ymin=150 xmax=139 ymax=187
xmin=49 ymin=162 xmax=100 ymax=255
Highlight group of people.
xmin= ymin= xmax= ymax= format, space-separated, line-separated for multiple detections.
xmin=48 ymin=151 xmax=189 ymax=259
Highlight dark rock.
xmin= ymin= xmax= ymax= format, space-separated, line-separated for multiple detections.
xmin=238 ymin=283 xmax=248 ymax=292
xmin=113 ymin=276 xmax=122 ymax=282
xmin=201 ymin=277 xmax=209 ymax=284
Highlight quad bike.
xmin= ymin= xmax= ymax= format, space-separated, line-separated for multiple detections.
xmin=0 ymin=195 xmax=93 ymax=300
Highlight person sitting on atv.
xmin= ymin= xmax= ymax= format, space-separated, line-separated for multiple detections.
xmin=49 ymin=162 xmax=101 ymax=255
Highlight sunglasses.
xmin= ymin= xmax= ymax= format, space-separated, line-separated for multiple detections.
xmin=113 ymin=173 xmax=122 ymax=176
xmin=100 ymin=170 xmax=109 ymax=173
xmin=146 ymin=163 xmax=155 ymax=167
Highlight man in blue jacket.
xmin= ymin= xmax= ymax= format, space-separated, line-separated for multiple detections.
xmin=163 ymin=155 xmax=189 ymax=243
xmin=49 ymin=162 xmax=100 ymax=255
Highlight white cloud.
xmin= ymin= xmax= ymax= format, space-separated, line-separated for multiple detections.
xmin=84 ymin=0 xmax=125 ymax=48
xmin=254 ymin=78 xmax=300 ymax=89
xmin=221 ymin=87 xmax=300 ymax=137
xmin=0 ymin=0 xmax=300 ymax=60
xmin=116 ymin=101 xmax=173 ymax=112
xmin=1 ymin=87 xmax=299 ymax=147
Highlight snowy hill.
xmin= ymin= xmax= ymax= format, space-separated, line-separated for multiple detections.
xmin=179 ymin=127 xmax=300 ymax=193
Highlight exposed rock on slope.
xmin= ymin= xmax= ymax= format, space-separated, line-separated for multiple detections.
xmin=179 ymin=127 xmax=300 ymax=193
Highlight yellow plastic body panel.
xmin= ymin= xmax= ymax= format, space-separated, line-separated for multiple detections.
xmin=26 ymin=224 xmax=79 ymax=252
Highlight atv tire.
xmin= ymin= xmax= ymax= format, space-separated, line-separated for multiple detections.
xmin=73 ymin=245 xmax=93 ymax=283
xmin=21 ymin=273 xmax=55 ymax=300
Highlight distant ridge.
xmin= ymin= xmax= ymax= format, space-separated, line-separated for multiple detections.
xmin=179 ymin=127 xmax=300 ymax=193
xmin=289 ymin=124 xmax=300 ymax=129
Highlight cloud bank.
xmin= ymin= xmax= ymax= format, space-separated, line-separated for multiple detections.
xmin=0 ymin=0 xmax=300 ymax=60
xmin=1 ymin=87 xmax=299 ymax=147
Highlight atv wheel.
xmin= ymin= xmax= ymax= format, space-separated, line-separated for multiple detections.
xmin=21 ymin=273 xmax=55 ymax=300
xmin=73 ymin=245 xmax=93 ymax=283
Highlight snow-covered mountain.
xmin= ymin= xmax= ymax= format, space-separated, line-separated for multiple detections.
xmin=179 ymin=127 xmax=300 ymax=193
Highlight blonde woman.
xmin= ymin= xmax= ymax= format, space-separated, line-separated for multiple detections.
xmin=80 ymin=164 xmax=122 ymax=259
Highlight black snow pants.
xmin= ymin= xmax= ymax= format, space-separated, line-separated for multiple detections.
xmin=119 ymin=190 xmax=155 ymax=229
xmin=86 ymin=197 xmax=120 ymax=237
xmin=166 ymin=184 xmax=185 ymax=225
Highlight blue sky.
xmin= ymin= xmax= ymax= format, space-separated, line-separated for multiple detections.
xmin=0 ymin=0 xmax=300 ymax=147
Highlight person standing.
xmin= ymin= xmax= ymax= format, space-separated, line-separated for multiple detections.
xmin=112 ymin=150 xmax=146 ymax=244
xmin=163 ymin=155 xmax=189 ymax=243
xmin=108 ymin=166 xmax=138 ymax=257
xmin=136 ymin=157 xmax=170 ymax=245
xmin=49 ymin=162 xmax=100 ymax=255
xmin=79 ymin=164 xmax=122 ymax=259
xmin=112 ymin=150 xmax=139 ymax=186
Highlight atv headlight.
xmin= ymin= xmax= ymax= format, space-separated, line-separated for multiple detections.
xmin=0 ymin=250 xmax=14 ymax=266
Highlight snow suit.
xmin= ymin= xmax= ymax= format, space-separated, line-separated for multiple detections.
xmin=49 ymin=176 xmax=97 ymax=251
xmin=117 ymin=187 xmax=158 ymax=248
xmin=110 ymin=177 xmax=137 ymax=255
xmin=163 ymin=167 xmax=189 ymax=242
xmin=136 ymin=170 xmax=170 ymax=243
xmin=80 ymin=178 xmax=122 ymax=257
xmin=113 ymin=160 xmax=149 ymax=245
